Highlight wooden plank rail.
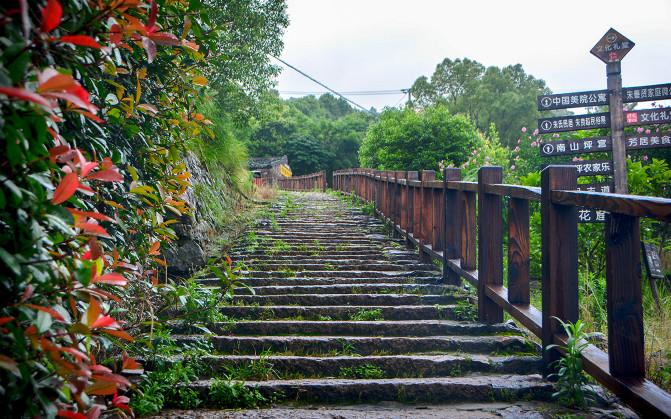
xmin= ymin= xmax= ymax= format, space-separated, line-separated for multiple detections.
xmin=277 ymin=170 xmax=326 ymax=192
xmin=332 ymin=165 xmax=671 ymax=418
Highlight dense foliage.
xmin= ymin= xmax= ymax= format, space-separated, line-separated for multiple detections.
xmin=0 ymin=0 xmax=286 ymax=417
xmin=358 ymin=104 xmax=480 ymax=171
xmin=410 ymin=58 xmax=550 ymax=147
xmin=247 ymin=92 xmax=375 ymax=176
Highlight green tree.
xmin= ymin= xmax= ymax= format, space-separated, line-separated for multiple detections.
xmin=359 ymin=105 xmax=479 ymax=171
xmin=410 ymin=58 xmax=550 ymax=147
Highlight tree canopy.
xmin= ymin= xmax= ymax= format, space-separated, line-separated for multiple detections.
xmin=410 ymin=58 xmax=550 ymax=147
xmin=358 ymin=104 xmax=480 ymax=171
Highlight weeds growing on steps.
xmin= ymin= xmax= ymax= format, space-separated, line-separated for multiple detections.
xmin=339 ymin=364 xmax=385 ymax=379
xmin=209 ymin=379 xmax=270 ymax=408
xmin=224 ymin=351 xmax=278 ymax=381
xmin=546 ymin=318 xmax=602 ymax=408
xmin=130 ymin=362 xmax=202 ymax=416
xmin=350 ymin=308 xmax=384 ymax=321
xmin=453 ymin=299 xmax=478 ymax=321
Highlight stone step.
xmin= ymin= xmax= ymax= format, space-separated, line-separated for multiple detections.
xmin=230 ymin=283 xmax=457 ymax=296
xmin=237 ymin=263 xmax=437 ymax=272
xmin=197 ymin=276 xmax=443 ymax=287
xmin=189 ymin=375 xmax=553 ymax=405
xmin=231 ymin=250 xmax=386 ymax=257
xmin=240 ymin=270 xmax=437 ymax=279
xmin=175 ymin=334 xmax=534 ymax=356
xmin=170 ymin=320 xmax=519 ymax=337
xmin=228 ymin=293 xmax=458 ymax=306
xmin=167 ymin=354 xmax=541 ymax=379
xmin=218 ymin=305 xmax=458 ymax=320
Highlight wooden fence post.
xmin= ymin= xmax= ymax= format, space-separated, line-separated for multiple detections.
xmin=420 ymin=170 xmax=436 ymax=261
xmin=606 ymin=213 xmax=644 ymax=379
xmin=477 ymin=167 xmax=504 ymax=323
xmin=406 ymin=171 xmax=418 ymax=248
xmin=443 ymin=168 xmax=462 ymax=285
xmin=541 ymin=165 xmax=578 ymax=375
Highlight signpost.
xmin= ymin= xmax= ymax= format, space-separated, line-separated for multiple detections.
xmin=536 ymin=28 xmax=671 ymax=222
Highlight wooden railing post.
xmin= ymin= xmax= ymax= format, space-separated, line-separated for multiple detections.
xmin=541 ymin=165 xmax=578 ymax=375
xmin=508 ymin=197 xmax=530 ymax=304
xmin=420 ymin=170 xmax=436 ymax=261
xmin=443 ymin=168 xmax=462 ymax=285
xmin=406 ymin=171 xmax=418 ymax=248
xmin=606 ymin=214 xmax=644 ymax=379
xmin=477 ymin=167 xmax=504 ymax=323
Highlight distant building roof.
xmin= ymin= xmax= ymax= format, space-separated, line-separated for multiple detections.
xmin=248 ymin=155 xmax=288 ymax=170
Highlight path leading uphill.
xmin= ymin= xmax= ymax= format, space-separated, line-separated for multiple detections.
xmin=159 ymin=192 xmax=635 ymax=418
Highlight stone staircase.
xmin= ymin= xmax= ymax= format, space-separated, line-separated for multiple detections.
xmin=171 ymin=192 xmax=555 ymax=410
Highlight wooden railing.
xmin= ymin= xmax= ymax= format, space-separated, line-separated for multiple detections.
xmin=277 ymin=171 xmax=326 ymax=192
xmin=333 ymin=166 xmax=671 ymax=418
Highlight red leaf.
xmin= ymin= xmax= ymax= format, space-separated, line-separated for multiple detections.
xmin=85 ymin=298 xmax=102 ymax=327
xmin=20 ymin=284 xmax=34 ymax=302
xmin=0 ymin=86 xmax=53 ymax=108
xmin=56 ymin=35 xmax=101 ymax=49
xmin=148 ymin=32 xmax=180 ymax=46
xmin=38 ymin=72 xmax=77 ymax=93
xmin=122 ymin=353 xmax=142 ymax=370
xmin=93 ymin=273 xmax=127 ymax=287
xmin=72 ymin=109 xmax=104 ymax=123
xmin=142 ymin=37 xmax=156 ymax=63
xmin=24 ymin=304 xmax=64 ymax=321
xmin=67 ymin=208 xmax=115 ymax=223
xmin=86 ymin=168 xmax=123 ymax=182
xmin=40 ymin=0 xmax=62 ymax=33
xmin=52 ymin=172 xmax=79 ymax=204
xmin=110 ymin=24 xmax=122 ymax=45
xmin=57 ymin=410 xmax=86 ymax=419
xmin=0 ymin=317 xmax=14 ymax=326
xmin=85 ymin=380 xmax=117 ymax=396
xmin=75 ymin=222 xmax=111 ymax=238
xmin=91 ymin=315 xmax=117 ymax=329
xmin=101 ymin=329 xmax=133 ymax=341
xmin=147 ymin=0 xmax=158 ymax=31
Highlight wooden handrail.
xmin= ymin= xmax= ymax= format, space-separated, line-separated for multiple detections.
xmin=277 ymin=170 xmax=326 ymax=192
xmin=332 ymin=165 xmax=671 ymax=418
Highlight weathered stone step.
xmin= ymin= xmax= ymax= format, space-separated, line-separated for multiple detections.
xmin=240 ymin=270 xmax=437 ymax=279
xmin=171 ymin=354 xmax=541 ymax=378
xmin=229 ymin=293 xmax=458 ymax=306
xmin=231 ymin=250 xmax=385 ymax=257
xmin=248 ymin=262 xmax=435 ymax=271
xmin=176 ymin=334 xmax=533 ymax=356
xmin=197 ymin=276 xmax=443 ymax=287
xmin=233 ymin=257 xmax=422 ymax=265
xmin=218 ymin=305 xmax=458 ymax=320
xmin=230 ymin=283 xmax=456 ymax=296
xmin=189 ymin=375 xmax=553 ymax=405
xmin=170 ymin=320 xmax=519 ymax=337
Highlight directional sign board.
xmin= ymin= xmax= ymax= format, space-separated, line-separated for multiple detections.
xmin=538 ymin=113 xmax=610 ymax=134
xmin=625 ymin=107 xmax=671 ymax=126
xmin=537 ymin=90 xmax=608 ymax=111
xmin=539 ymin=134 xmax=671 ymax=157
xmin=642 ymin=242 xmax=665 ymax=279
xmin=590 ymin=28 xmax=635 ymax=64
xmin=578 ymin=207 xmax=608 ymax=223
xmin=624 ymin=83 xmax=671 ymax=103
xmin=565 ymin=160 xmax=613 ymax=177
xmin=540 ymin=137 xmax=611 ymax=157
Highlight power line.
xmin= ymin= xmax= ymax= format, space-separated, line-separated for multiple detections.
xmin=271 ymin=55 xmax=372 ymax=113
xmin=279 ymin=90 xmax=407 ymax=96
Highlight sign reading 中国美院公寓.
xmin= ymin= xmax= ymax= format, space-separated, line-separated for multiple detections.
xmin=590 ymin=28 xmax=635 ymax=64
xmin=539 ymin=137 xmax=611 ymax=156
xmin=537 ymin=90 xmax=609 ymax=111
xmin=536 ymin=83 xmax=671 ymax=111
xmin=623 ymin=83 xmax=671 ymax=103
xmin=537 ymin=113 xmax=610 ymax=134
xmin=624 ymin=108 xmax=671 ymax=127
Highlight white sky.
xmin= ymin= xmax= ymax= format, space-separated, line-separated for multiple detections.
xmin=275 ymin=0 xmax=671 ymax=111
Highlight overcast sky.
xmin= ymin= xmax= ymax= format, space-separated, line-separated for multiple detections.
xmin=274 ymin=0 xmax=671 ymax=111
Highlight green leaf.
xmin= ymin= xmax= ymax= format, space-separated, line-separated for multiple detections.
xmin=35 ymin=310 xmax=52 ymax=333
xmin=0 ymin=248 xmax=21 ymax=276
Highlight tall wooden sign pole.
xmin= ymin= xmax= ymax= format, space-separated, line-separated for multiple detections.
xmin=591 ymin=28 xmax=635 ymax=194
xmin=607 ymin=62 xmax=627 ymax=193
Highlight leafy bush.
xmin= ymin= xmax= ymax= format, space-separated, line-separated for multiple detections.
xmin=130 ymin=362 xmax=201 ymax=416
xmin=359 ymin=104 xmax=479 ymax=171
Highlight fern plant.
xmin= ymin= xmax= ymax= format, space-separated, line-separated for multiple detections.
xmin=545 ymin=317 xmax=602 ymax=408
